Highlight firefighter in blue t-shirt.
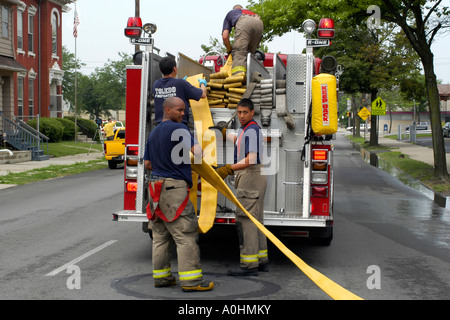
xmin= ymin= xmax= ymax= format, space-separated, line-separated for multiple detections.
xmin=144 ymin=96 xmax=214 ymax=292
xmin=222 ymin=5 xmax=264 ymax=75
xmin=214 ymin=98 xmax=268 ymax=276
xmin=152 ymin=56 xmax=207 ymax=125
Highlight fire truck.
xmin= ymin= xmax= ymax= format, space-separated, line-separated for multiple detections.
xmin=112 ymin=17 xmax=338 ymax=245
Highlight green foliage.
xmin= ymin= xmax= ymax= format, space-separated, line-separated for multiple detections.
xmin=62 ymin=46 xmax=86 ymax=110
xmin=64 ymin=116 xmax=99 ymax=141
xmin=62 ymin=46 xmax=132 ymax=118
xmin=54 ymin=118 xmax=78 ymax=141
xmin=28 ymin=118 xmax=64 ymax=142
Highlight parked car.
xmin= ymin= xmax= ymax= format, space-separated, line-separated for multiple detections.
xmin=346 ymin=124 xmax=371 ymax=132
xmin=443 ymin=122 xmax=450 ymax=137
xmin=104 ymin=128 xmax=125 ymax=169
xmin=406 ymin=122 xmax=429 ymax=131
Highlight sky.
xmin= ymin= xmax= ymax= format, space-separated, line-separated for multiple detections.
xmin=62 ymin=0 xmax=450 ymax=84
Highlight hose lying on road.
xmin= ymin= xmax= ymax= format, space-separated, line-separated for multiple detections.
xmin=191 ymin=154 xmax=363 ymax=300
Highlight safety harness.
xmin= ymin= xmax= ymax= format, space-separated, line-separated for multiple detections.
xmin=241 ymin=9 xmax=256 ymax=16
xmin=237 ymin=120 xmax=259 ymax=157
xmin=146 ymin=180 xmax=190 ymax=222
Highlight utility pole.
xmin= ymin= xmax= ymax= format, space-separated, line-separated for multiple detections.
xmin=135 ymin=0 xmax=140 ymax=53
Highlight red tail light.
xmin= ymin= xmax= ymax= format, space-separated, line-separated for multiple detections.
xmin=313 ymin=149 xmax=328 ymax=161
xmin=124 ymin=17 xmax=142 ymax=39
xmin=127 ymin=146 xmax=139 ymax=156
xmin=126 ymin=182 xmax=138 ymax=192
xmin=214 ymin=218 xmax=236 ymax=224
xmin=318 ymin=18 xmax=335 ymax=39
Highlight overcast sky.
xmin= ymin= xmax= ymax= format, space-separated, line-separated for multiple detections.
xmin=62 ymin=0 xmax=450 ymax=84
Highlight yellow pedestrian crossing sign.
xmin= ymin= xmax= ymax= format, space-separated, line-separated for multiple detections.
xmin=371 ymin=97 xmax=386 ymax=116
xmin=358 ymin=107 xmax=371 ymax=121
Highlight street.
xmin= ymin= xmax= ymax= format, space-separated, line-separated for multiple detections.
xmin=0 ymin=133 xmax=449 ymax=301
xmin=414 ymin=136 xmax=450 ymax=153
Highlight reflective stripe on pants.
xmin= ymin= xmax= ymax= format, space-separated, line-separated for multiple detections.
xmin=259 ymin=249 xmax=268 ymax=259
xmin=179 ymin=269 xmax=203 ymax=281
xmin=153 ymin=268 xmax=171 ymax=279
xmin=240 ymin=254 xmax=258 ymax=264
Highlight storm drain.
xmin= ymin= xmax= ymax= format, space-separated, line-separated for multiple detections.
xmin=112 ymin=272 xmax=280 ymax=300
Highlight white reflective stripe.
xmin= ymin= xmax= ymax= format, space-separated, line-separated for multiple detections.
xmin=258 ymin=250 xmax=268 ymax=258
xmin=179 ymin=269 xmax=203 ymax=280
xmin=153 ymin=268 xmax=171 ymax=279
xmin=240 ymin=254 xmax=258 ymax=263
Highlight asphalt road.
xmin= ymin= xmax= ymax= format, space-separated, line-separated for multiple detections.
xmin=0 ymin=133 xmax=449 ymax=302
xmin=414 ymin=135 xmax=450 ymax=153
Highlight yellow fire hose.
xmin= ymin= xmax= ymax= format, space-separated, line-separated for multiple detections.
xmin=186 ymin=74 xmax=218 ymax=234
xmin=190 ymin=154 xmax=363 ymax=300
xmin=186 ymin=58 xmax=363 ymax=299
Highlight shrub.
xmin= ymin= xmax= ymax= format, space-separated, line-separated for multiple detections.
xmin=54 ymin=118 xmax=78 ymax=141
xmin=65 ymin=116 xmax=99 ymax=141
xmin=28 ymin=117 xmax=64 ymax=142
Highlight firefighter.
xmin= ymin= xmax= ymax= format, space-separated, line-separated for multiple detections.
xmin=214 ymin=98 xmax=268 ymax=276
xmin=104 ymin=118 xmax=116 ymax=140
xmin=222 ymin=4 xmax=264 ymax=76
xmin=143 ymin=96 xmax=214 ymax=292
xmin=152 ymin=56 xmax=207 ymax=126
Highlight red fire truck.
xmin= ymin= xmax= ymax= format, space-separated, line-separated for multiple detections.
xmin=113 ymin=17 xmax=338 ymax=245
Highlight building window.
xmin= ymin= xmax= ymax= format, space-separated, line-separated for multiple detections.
xmin=51 ymin=13 xmax=57 ymax=55
xmin=29 ymin=78 xmax=34 ymax=116
xmin=28 ymin=14 xmax=33 ymax=52
xmin=18 ymin=78 xmax=24 ymax=117
xmin=2 ymin=6 xmax=8 ymax=39
xmin=17 ymin=9 xmax=23 ymax=50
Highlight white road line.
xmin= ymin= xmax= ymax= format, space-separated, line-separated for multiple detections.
xmin=45 ymin=240 xmax=117 ymax=276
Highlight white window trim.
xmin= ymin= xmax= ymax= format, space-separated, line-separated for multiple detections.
xmin=27 ymin=6 xmax=37 ymax=55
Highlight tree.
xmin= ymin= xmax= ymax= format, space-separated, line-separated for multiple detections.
xmin=89 ymin=52 xmax=131 ymax=117
xmin=200 ymin=29 xmax=269 ymax=56
xmin=62 ymin=49 xmax=132 ymax=119
xmin=379 ymin=0 xmax=450 ymax=178
xmin=62 ymin=45 xmax=85 ymax=110
xmin=249 ymin=0 xmax=449 ymax=178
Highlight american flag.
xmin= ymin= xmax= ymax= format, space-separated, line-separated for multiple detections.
xmin=73 ymin=7 xmax=80 ymax=38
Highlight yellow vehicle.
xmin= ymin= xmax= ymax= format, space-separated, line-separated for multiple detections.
xmin=104 ymin=128 xmax=125 ymax=169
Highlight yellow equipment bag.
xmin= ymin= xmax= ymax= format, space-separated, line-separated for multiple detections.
xmin=311 ymin=74 xmax=338 ymax=135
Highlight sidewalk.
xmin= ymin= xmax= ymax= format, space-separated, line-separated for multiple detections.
xmin=377 ymin=136 xmax=450 ymax=171
xmin=0 ymin=151 xmax=105 ymax=190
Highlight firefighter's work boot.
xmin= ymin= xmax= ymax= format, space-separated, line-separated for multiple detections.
xmin=258 ymin=262 xmax=269 ymax=272
xmin=181 ymin=280 xmax=214 ymax=292
xmin=154 ymin=275 xmax=176 ymax=288
xmin=227 ymin=267 xmax=258 ymax=276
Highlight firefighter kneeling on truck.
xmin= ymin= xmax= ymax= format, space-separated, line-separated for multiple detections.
xmin=213 ymin=98 xmax=268 ymax=276
xmin=144 ymin=96 xmax=214 ymax=292
xmin=222 ymin=4 xmax=264 ymax=76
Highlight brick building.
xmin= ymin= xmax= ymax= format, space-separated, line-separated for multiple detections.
xmin=0 ymin=0 xmax=74 ymax=134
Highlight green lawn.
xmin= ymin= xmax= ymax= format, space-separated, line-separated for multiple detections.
xmin=0 ymin=141 xmax=107 ymax=186
xmin=347 ymin=135 xmax=450 ymax=196
xmin=45 ymin=141 xmax=103 ymax=157
xmin=0 ymin=159 xmax=107 ymax=185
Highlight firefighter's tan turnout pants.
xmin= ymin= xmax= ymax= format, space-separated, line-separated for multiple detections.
xmin=149 ymin=178 xmax=204 ymax=287
xmin=234 ymin=164 xmax=268 ymax=269
xmin=232 ymin=14 xmax=264 ymax=75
